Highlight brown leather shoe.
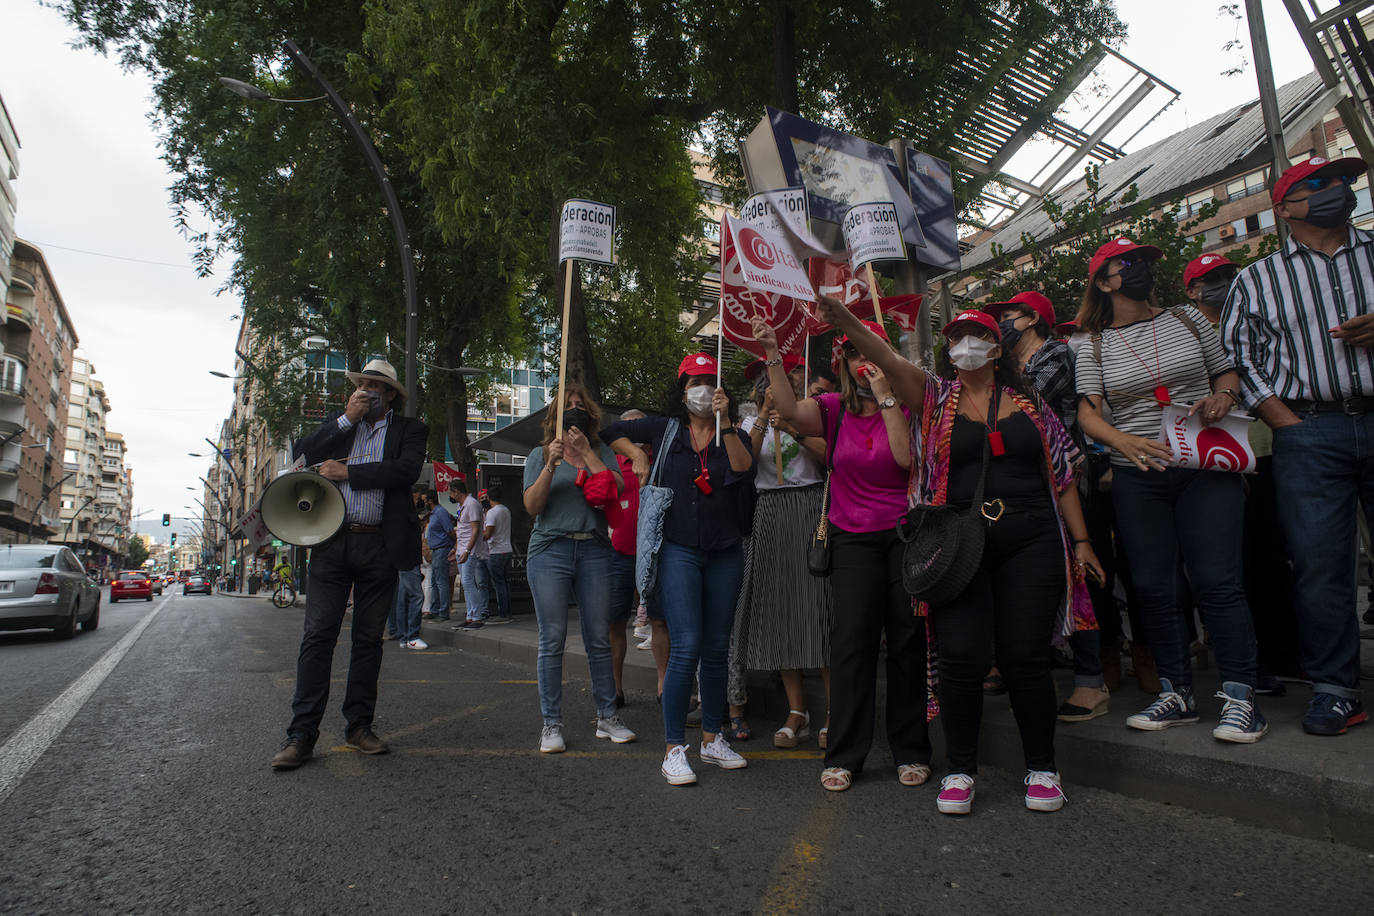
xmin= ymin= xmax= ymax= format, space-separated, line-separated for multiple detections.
xmin=270 ymin=737 xmax=315 ymax=770
xmin=346 ymin=727 xmax=390 ymax=755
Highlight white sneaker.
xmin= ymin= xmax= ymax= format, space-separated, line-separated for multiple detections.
xmin=635 ymin=634 xmax=652 ymax=650
xmin=633 ymin=624 xmax=651 ymax=640
xmin=699 ymin=734 xmax=748 ymax=770
xmin=539 ymin=724 xmax=565 ymax=754
xmin=405 ymin=638 xmax=428 ymax=650
xmin=661 ymin=744 xmax=696 ymax=785
xmin=595 ymin=715 xmax=636 ymax=744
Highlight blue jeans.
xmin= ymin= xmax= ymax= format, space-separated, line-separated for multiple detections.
xmin=526 ymin=537 xmax=617 ymax=723
xmin=1272 ymin=412 xmax=1374 ymax=698
xmin=657 ymin=540 xmax=745 ymax=745
xmin=608 ymin=551 xmax=637 ymax=624
xmin=461 ymin=553 xmax=490 ymax=621
xmin=389 ymin=566 xmax=423 ymax=641
xmin=487 ymin=552 xmax=513 ymax=619
xmin=1111 ymin=466 xmax=1257 ymax=690
xmin=428 ymin=547 xmax=453 ymax=619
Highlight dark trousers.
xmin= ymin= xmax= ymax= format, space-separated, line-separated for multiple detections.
xmin=1243 ymin=456 xmax=1301 ymax=677
xmin=932 ymin=509 xmax=1063 ymax=775
xmin=287 ymin=533 xmax=398 ymax=742
xmin=826 ymin=527 xmax=930 ymax=775
xmin=1112 ymin=466 xmax=1257 ymax=690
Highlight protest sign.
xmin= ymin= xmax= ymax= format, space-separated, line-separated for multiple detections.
xmin=740 ymin=187 xmax=834 ymax=258
xmin=719 ymin=214 xmax=812 ymax=360
xmin=1160 ymin=405 xmax=1256 ymax=473
xmin=841 ymin=201 xmax=908 ymax=269
xmin=433 ymin=460 xmax=465 ymax=514
xmin=558 ymin=199 xmax=615 ymax=265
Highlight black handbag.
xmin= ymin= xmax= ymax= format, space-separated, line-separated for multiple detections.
xmin=807 ymin=409 xmax=843 ymax=577
xmin=895 ymin=435 xmax=992 ymax=605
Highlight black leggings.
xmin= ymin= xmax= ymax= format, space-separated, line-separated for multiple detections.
xmin=932 ymin=508 xmax=1064 ymax=775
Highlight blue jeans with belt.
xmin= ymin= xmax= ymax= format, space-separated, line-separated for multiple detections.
xmin=1111 ymin=465 xmax=1257 ymax=691
xmin=657 ymin=540 xmax=745 ymax=745
xmin=1271 ymin=411 xmax=1374 ymax=699
xmin=526 ymin=537 xmax=617 ymax=723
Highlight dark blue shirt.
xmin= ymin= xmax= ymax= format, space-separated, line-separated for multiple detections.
xmin=426 ymin=504 xmax=455 ymax=549
xmin=601 ymin=415 xmax=753 ymax=551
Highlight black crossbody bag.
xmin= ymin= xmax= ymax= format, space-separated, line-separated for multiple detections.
xmin=895 ymin=433 xmax=992 ymax=605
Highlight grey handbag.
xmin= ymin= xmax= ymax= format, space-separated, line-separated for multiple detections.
xmin=634 ymin=418 xmax=679 ymax=598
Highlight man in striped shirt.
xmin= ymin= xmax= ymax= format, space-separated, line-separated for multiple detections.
xmin=1221 ymin=155 xmax=1374 ymax=737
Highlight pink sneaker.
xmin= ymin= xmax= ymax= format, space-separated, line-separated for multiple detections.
xmin=1024 ymin=770 xmax=1066 ymax=812
xmin=936 ymin=773 xmax=975 ymax=815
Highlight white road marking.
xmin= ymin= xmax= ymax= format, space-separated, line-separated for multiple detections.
xmin=0 ymin=594 xmax=174 ymax=805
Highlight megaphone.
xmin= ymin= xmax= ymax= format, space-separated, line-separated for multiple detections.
xmin=260 ymin=470 xmax=347 ymax=547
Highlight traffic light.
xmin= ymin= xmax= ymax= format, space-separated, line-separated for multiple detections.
xmin=170 ymin=533 xmax=177 ymax=546
xmin=162 ymin=513 xmax=170 ymax=526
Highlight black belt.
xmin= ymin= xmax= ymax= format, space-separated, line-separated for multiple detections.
xmin=346 ymin=523 xmax=383 ymax=534
xmin=1283 ymin=397 xmax=1374 ymax=416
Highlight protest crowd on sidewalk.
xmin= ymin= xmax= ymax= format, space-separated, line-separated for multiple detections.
xmin=271 ymin=154 xmax=1374 ymax=819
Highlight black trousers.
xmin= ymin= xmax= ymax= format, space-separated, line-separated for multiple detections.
xmin=932 ymin=508 xmax=1063 ymax=775
xmin=1242 ymin=456 xmax=1301 ymax=677
xmin=287 ymin=532 xmax=398 ymax=742
xmin=826 ymin=527 xmax=931 ymax=775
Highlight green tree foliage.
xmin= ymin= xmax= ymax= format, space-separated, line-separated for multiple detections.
xmin=126 ymin=536 xmax=149 ymax=569
xmin=980 ymin=166 xmax=1281 ymax=322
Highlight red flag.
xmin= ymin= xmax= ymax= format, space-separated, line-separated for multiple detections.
xmin=719 ymin=216 xmax=810 ymax=358
xmin=432 ymin=460 xmax=464 ymax=493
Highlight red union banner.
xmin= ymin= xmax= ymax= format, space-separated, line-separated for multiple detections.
xmin=719 ymin=215 xmax=811 ymax=359
xmin=1160 ymin=406 xmax=1256 ymax=474
xmin=806 ymin=258 xmax=924 ymax=333
xmin=432 ymin=461 xmax=464 ymax=493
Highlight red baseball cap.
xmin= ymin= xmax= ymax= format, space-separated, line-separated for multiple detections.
xmin=743 ymin=352 xmax=803 ymax=381
xmin=984 ymin=290 xmax=1055 ymax=328
xmin=837 ymin=319 xmax=891 ymax=348
xmin=477 ymin=488 xmax=488 ymax=500
xmin=1054 ymin=318 xmax=1079 ymax=336
xmin=1088 ymin=237 xmax=1163 ymax=280
xmin=942 ymin=309 xmax=1002 ymax=340
xmin=677 ymin=352 xmax=718 ymax=378
xmin=1183 ymin=253 xmax=1238 ymax=288
xmin=1271 ymin=155 xmax=1368 ymax=204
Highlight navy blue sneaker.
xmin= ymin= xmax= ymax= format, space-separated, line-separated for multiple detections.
xmin=1302 ymin=693 xmax=1369 ymax=736
xmin=1126 ymin=678 xmax=1199 ymax=731
xmin=1212 ymin=682 xmax=1268 ymax=743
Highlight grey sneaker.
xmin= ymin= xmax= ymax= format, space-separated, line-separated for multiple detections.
xmin=595 ymin=715 xmax=636 ymax=744
xmin=699 ymin=734 xmax=747 ymax=770
xmin=661 ymin=744 xmax=696 ymax=786
xmin=539 ymin=724 xmax=565 ymax=754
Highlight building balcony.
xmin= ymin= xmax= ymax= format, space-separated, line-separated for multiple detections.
xmin=5 ymin=301 xmax=34 ymax=330
xmin=0 ymin=458 xmax=17 ymax=478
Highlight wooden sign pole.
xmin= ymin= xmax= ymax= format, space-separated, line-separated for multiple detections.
xmin=773 ymin=429 xmax=784 ymax=485
xmin=555 ymin=259 xmax=575 ymax=452
xmin=865 ymin=263 xmax=884 ymax=326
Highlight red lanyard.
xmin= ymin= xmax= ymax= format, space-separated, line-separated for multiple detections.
xmin=1110 ymin=315 xmax=1171 ymax=405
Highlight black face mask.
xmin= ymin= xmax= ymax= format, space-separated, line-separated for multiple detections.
xmin=1116 ymin=259 xmax=1156 ymax=302
xmin=1295 ymin=182 xmax=1357 ymax=228
xmin=562 ymin=406 xmax=593 ymax=436
xmin=998 ymin=318 xmax=1024 ymax=352
xmin=1199 ymin=273 xmax=1236 ymax=309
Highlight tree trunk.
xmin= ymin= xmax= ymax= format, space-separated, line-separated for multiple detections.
xmin=772 ymin=0 xmax=799 ymax=113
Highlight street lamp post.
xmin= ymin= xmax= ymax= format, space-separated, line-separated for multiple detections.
xmin=219 ymin=39 xmax=418 ymax=416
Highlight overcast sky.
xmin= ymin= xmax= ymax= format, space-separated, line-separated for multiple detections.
xmin=0 ymin=0 xmax=1315 ymax=544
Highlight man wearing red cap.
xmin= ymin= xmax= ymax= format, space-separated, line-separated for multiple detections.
xmin=1221 ymin=155 xmax=1374 ymax=736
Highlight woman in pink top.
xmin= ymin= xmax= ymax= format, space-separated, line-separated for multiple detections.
xmin=754 ymin=315 xmax=931 ymax=793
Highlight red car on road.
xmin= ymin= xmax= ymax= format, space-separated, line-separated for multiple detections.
xmin=111 ymin=571 xmax=153 ymax=602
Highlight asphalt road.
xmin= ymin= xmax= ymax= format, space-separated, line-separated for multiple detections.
xmin=1 ymin=591 xmax=1371 ymax=915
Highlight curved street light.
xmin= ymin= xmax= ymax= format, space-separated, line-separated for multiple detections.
xmin=218 ymin=40 xmax=418 ymax=416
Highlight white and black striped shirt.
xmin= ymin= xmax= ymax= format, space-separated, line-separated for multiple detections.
xmin=1075 ymin=305 xmax=1233 ymax=465
xmin=1220 ymin=226 xmax=1374 ymax=406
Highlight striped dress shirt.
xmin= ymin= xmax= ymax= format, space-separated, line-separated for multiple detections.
xmin=336 ymin=410 xmax=390 ymax=524
xmin=1220 ymin=226 xmax=1374 ymax=407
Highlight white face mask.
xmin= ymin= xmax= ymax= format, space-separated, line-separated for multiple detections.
xmin=684 ymin=385 xmax=715 ymax=417
xmin=948 ymin=336 xmax=999 ymax=371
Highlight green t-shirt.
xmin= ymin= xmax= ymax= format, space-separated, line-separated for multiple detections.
xmin=523 ymin=444 xmax=622 ymax=557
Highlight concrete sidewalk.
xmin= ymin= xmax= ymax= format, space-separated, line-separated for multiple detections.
xmin=416 ymin=610 xmax=1374 ymax=849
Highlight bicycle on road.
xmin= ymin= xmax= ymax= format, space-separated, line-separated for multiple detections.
xmin=271 ymin=581 xmax=297 ymax=608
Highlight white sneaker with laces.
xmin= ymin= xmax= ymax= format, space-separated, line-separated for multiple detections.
xmin=699 ymin=734 xmax=748 ymax=770
xmin=595 ymin=715 xmax=636 ymax=744
xmin=661 ymin=744 xmax=696 ymax=785
xmin=540 ymin=724 xmax=565 ymax=754
xmin=633 ymin=624 xmax=651 ymax=640
xmin=636 ymin=634 xmax=653 ymax=650
xmin=405 ymin=638 xmax=428 ymax=650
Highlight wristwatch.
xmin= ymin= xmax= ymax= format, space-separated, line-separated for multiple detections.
xmin=877 ymin=396 xmax=897 ymax=410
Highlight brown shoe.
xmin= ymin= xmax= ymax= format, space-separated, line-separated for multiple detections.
xmin=270 ymin=737 xmax=315 ymax=770
xmin=346 ymin=727 xmax=390 ymax=755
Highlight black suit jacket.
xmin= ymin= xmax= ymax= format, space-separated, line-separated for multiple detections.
xmin=293 ymin=410 xmax=429 ymax=570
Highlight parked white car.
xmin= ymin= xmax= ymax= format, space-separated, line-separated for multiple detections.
xmin=0 ymin=544 xmax=101 ymax=638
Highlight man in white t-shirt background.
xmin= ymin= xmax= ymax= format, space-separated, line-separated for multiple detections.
xmin=449 ymin=479 xmax=491 ymax=629
xmin=482 ymin=484 xmax=515 ymax=624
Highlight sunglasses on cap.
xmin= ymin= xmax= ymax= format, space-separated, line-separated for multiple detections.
xmin=1293 ymin=174 xmax=1356 ymax=195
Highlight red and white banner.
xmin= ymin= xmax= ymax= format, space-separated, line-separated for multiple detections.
xmin=433 ymin=460 xmax=466 ymax=514
xmin=1160 ymin=406 xmax=1257 ymax=474
xmin=719 ymin=214 xmax=813 ymax=358
xmin=237 ymin=503 xmax=273 ymax=551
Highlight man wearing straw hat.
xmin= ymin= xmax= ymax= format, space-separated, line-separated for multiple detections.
xmin=271 ymin=358 xmax=429 ymax=770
